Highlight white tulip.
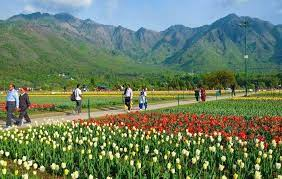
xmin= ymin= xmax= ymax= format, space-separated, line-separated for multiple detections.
xmin=71 ymin=171 xmax=79 ymax=179
xmin=258 ymin=151 xmax=262 ymax=156
xmin=276 ymin=163 xmax=281 ymax=170
xmin=240 ymin=162 xmax=245 ymax=169
xmin=33 ymin=170 xmax=37 ymax=175
xmin=115 ymin=153 xmax=120 ymax=159
xmin=196 ymin=149 xmax=201 ymax=156
xmin=101 ymin=151 xmax=106 ymax=156
xmin=22 ymin=156 xmax=27 ymax=161
xmin=244 ymin=153 xmax=248 ymax=158
xmin=219 ymin=164 xmax=225 ymax=171
xmin=136 ymin=161 xmax=141 ymax=169
xmin=269 ymin=149 xmax=273 ymax=154
xmin=167 ymin=162 xmax=172 ymax=169
xmin=39 ymin=166 xmax=45 ymax=172
xmin=209 ymin=146 xmax=216 ymax=152
xmin=124 ymin=155 xmax=128 ymax=161
xmin=61 ymin=163 xmax=66 ymax=169
xmin=154 ymin=149 xmax=159 ymax=155
xmin=221 ymin=175 xmax=227 ymax=179
xmin=4 ymin=152 xmax=10 ymax=157
xmin=145 ymin=149 xmax=149 ymax=154
xmin=22 ymin=173 xmax=29 ymax=179
xmin=256 ymin=158 xmax=261 ymax=164
xmin=272 ymin=140 xmax=277 ymax=147
xmin=17 ymin=159 xmax=23 ymax=165
xmin=221 ymin=156 xmax=226 ymax=162
xmin=269 ymin=155 xmax=273 ymax=159
xmin=81 ymin=149 xmax=85 ymax=154
xmin=51 ymin=163 xmax=56 ymax=170
xmin=203 ymin=163 xmax=208 ymax=170
xmin=1 ymin=168 xmax=7 ymax=175
xmin=254 ymin=171 xmax=262 ymax=179
xmin=255 ymin=164 xmax=260 ymax=171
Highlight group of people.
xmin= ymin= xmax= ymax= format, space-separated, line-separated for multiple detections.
xmin=194 ymin=87 xmax=206 ymax=102
xmin=123 ymin=84 xmax=148 ymax=112
xmin=4 ymin=84 xmax=31 ymax=129
xmin=72 ymin=84 xmax=148 ymax=114
xmin=194 ymin=85 xmax=237 ymax=102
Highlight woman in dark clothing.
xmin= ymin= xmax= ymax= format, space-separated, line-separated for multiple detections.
xmin=200 ymin=88 xmax=206 ymax=102
xmin=194 ymin=88 xmax=200 ymax=102
xmin=18 ymin=87 xmax=31 ymax=125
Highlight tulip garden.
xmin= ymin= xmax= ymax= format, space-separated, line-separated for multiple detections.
xmin=159 ymin=98 xmax=282 ymax=118
xmin=0 ymin=92 xmax=281 ymax=178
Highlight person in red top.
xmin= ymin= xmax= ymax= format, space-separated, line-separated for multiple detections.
xmin=200 ymin=87 xmax=206 ymax=102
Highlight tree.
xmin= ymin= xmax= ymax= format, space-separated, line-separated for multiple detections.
xmin=204 ymin=71 xmax=236 ymax=89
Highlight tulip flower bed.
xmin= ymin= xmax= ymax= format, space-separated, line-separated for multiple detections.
xmin=159 ymin=99 xmax=282 ymax=118
xmin=0 ymin=102 xmax=55 ymax=112
xmin=252 ymin=91 xmax=282 ymax=98
xmin=95 ymin=112 xmax=282 ymax=141
xmin=0 ymin=158 xmax=48 ymax=179
xmin=0 ymin=111 xmax=281 ymax=179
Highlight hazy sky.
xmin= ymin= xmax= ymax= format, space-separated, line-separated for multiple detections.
xmin=0 ymin=0 xmax=281 ymax=31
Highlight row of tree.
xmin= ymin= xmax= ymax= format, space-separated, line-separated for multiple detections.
xmin=0 ymin=71 xmax=281 ymax=91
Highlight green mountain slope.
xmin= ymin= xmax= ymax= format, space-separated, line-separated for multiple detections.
xmin=0 ymin=16 xmax=165 ymax=86
xmin=163 ymin=14 xmax=281 ymax=72
xmin=0 ymin=12 xmax=281 ymax=86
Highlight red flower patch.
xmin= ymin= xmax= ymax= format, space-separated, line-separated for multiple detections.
xmin=78 ymin=112 xmax=282 ymax=143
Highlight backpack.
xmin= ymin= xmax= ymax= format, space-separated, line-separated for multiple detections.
xmin=70 ymin=90 xmax=76 ymax=101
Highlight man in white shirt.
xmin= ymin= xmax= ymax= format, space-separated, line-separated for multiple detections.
xmin=124 ymin=84 xmax=133 ymax=111
xmin=74 ymin=84 xmax=82 ymax=114
xmin=4 ymin=84 xmax=19 ymax=129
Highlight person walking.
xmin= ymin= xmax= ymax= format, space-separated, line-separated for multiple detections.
xmin=4 ymin=84 xmax=19 ymax=129
xmin=74 ymin=84 xmax=82 ymax=114
xmin=18 ymin=87 xmax=31 ymax=125
xmin=143 ymin=88 xmax=148 ymax=110
xmin=124 ymin=84 xmax=133 ymax=112
xmin=200 ymin=87 xmax=206 ymax=102
xmin=139 ymin=89 xmax=146 ymax=110
xmin=231 ymin=84 xmax=236 ymax=97
xmin=122 ymin=85 xmax=127 ymax=109
xmin=194 ymin=88 xmax=200 ymax=102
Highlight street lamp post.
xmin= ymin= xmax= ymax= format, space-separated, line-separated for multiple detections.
xmin=239 ymin=19 xmax=249 ymax=96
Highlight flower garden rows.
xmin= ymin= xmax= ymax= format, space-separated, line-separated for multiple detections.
xmin=0 ymin=112 xmax=281 ymax=178
xmin=0 ymin=102 xmax=55 ymax=112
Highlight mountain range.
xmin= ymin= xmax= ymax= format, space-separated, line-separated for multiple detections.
xmin=0 ymin=12 xmax=281 ymax=82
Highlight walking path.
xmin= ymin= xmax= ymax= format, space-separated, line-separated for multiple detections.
xmin=0 ymin=94 xmax=240 ymax=130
